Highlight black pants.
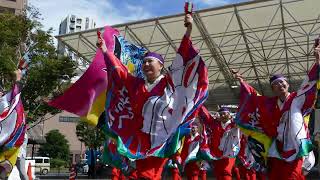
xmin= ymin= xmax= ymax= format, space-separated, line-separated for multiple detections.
xmin=88 ymin=165 xmax=96 ymax=178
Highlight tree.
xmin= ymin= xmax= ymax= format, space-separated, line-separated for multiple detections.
xmin=0 ymin=7 xmax=77 ymax=124
xmin=0 ymin=12 xmax=31 ymax=85
xmin=76 ymin=121 xmax=107 ymax=149
xmin=38 ymin=129 xmax=70 ymax=162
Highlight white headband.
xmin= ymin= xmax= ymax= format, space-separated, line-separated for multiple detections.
xmin=270 ymin=77 xmax=287 ymax=86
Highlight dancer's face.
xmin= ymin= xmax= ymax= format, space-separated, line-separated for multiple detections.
xmin=191 ymin=125 xmax=199 ymax=135
xmin=0 ymin=91 xmax=3 ymax=97
xmin=218 ymin=111 xmax=231 ymax=123
xmin=142 ymin=58 xmax=163 ymax=82
xmin=271 ymin=79 xmax=289 ymax=97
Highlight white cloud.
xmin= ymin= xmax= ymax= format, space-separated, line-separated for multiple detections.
xmin=28 ymin=0 xmax=152 ymax=36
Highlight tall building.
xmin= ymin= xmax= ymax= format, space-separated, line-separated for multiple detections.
xmin=58 ymin=15 xmax=96 ymax=82
xmin=0 ymin=0 xmax=27 ymax=15
xmin=58 ymin=15 xmax=96 ymax=55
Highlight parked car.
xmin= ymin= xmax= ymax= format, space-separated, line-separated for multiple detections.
xmin=26 ymin=157 xmax=50 ymax=175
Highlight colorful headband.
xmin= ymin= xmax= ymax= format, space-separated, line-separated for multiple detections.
xmin=218 ymin=107 xmax=230 ymax=113
xmin=144 ymin=52 xmax=164 ymax=64
xmin=269 ymin=74 xmax=287 ymax=85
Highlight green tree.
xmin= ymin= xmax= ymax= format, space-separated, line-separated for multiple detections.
xmin=0 ymin=7 xmax=76 ymax=124
xmin=76 ymin=121 xmax=107 ymax=149
xmin=38 ymin=129 xmax=70 ymax=162
xmin=50 ymin=158 xmax=68 ymax=168
xmin=0 ymin=12 xmax=31 ymax=84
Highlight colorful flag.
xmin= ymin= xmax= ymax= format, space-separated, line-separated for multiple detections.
xmin=0 ymin=83 xmax=26 ymax=176
xmin=49 ymin=27 xmax=146 ymax=126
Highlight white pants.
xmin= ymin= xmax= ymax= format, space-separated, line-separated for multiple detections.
xmin=16 ymin=157 xmax=28 ymax=180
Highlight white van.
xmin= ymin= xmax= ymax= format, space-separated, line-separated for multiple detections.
xmin=8 ymin=159 xmax=36 ymax=180
xmin=26 ymin=157 xmax=50 ymax=175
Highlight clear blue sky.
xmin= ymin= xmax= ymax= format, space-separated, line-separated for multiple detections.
xmin=29 ymin=0 xmax=249 ymax=35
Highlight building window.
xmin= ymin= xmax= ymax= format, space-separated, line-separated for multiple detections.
xmin=76 ymin=18 xmax=82 ymax=24
xmin=69 ymin=25 xmax=75 ymax=33
xmin=70 ymin=15 xmax=75 ymax=22
xmin=59 ymin=116 xmax=80 ymax=123
xmin=0 ymin=6 xmax=15 ymax=13
xmin=85 ymin=18 xmax=89 ymax=30
xmin=76 ymin=26 xmax=81 ymax=31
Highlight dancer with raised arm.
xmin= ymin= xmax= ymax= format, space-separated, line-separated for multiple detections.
xmin=232 ymin=38 xmax=320 ymax=179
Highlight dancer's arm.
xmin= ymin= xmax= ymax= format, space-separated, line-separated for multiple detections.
xmin=97 ymin=34 xmax=135 ymax=84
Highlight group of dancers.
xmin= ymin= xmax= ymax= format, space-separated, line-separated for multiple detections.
xmin=99 ymin=12 xmax=319 ymax=180
xmin=1 ymin=4 xmax=319 ymax=180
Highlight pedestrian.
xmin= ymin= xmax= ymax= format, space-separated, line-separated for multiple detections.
xmin=86 ymin=145 xmax=98 ymax=179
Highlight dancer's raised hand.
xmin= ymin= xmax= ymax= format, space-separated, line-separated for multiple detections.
xmin=231 ymin=69 xmax=243 ymax=83
xmin=97 ymin=31 xmax=107 ymax=53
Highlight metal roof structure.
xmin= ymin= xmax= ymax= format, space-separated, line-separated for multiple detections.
xmin=56 ymin=0 xmax=320 ymax=108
